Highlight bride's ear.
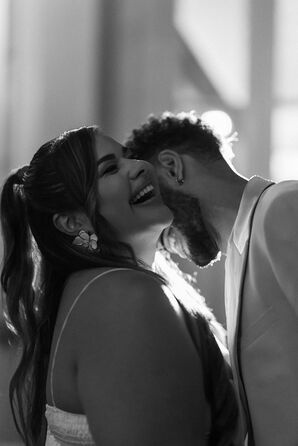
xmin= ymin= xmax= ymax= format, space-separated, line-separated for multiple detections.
xmin=52 ymin=212 xmax=92 ymax=236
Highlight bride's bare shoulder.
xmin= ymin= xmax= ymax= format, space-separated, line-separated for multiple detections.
xmin=63 ymin=267 xmax=165 ymax=313
xmin=66 ymin=267 xmax=161 ymax=293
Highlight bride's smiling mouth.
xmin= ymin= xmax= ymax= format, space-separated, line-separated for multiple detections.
xmin=130 ymin=183 xmax=156 ymax=205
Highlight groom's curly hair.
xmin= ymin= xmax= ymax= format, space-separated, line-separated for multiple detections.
xmin=124 ymin=111 xmax=225 ymax=164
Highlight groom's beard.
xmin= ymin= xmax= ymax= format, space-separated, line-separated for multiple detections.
xmin=159 ymin=182 xmax=220 ymax=267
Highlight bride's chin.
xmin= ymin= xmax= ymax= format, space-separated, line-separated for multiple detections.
xmin=160 ymin=202 xmax=173 ymax=222
xmin=165 ymin=207 xmax=174 ymax=226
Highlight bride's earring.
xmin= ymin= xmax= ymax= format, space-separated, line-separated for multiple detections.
xmin=72 ymin=230 xmax=99 ymax=251
xmin=176 ymin=176 xmax=184 ymax=185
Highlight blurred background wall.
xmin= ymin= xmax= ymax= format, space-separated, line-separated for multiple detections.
xmin=1 ymin=0 xmax=298 ymax=443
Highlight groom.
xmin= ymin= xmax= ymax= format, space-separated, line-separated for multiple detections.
xmin=124 ymin=111 xmax=298 ymax=446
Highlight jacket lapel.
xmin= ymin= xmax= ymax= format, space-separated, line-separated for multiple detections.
xmin=225 ymin=176 xmax=274 ymax=359
xmin=225 ymin=176 xmax=274 ymax=443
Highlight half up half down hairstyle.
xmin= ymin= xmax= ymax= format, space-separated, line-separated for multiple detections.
xmin=0 ymin=125 xmax=148 ymax=445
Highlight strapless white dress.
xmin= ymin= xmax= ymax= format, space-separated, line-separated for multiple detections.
xmin=45 ymin=404 xmax=95 ymax=445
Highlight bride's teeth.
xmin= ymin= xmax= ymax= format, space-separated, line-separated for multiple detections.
xmin=132 ymin=184 xmax=154 ymax=204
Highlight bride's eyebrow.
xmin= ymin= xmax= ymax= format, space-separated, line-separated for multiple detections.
xmin=97 ymin=146 xmax=127 ymax=166
xmin=96 ymin=154 xmax=116 ymax=167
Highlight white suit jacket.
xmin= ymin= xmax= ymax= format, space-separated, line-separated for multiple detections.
xmin=225 ymin=176 xmax=298 ymax=446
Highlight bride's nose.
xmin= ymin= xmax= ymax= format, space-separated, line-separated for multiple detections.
xmin=126 ymin=159 xmax=149 ymax=180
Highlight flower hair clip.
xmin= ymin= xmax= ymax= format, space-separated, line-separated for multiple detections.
xmin=72 ymin=230 xmax=98 ymax=251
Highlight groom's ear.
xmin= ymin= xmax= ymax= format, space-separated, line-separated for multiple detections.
xmin=157 ymin=150 xmax=183 ymax=183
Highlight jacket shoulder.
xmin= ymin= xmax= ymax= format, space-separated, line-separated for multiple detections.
xmin=257 ymin=180 xmax=298 ymax=219
xmin=255 ymin=180 xmax=298 ymax=235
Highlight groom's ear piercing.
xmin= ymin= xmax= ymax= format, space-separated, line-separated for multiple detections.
xmin=176 ymin=177 xmax=184 ymax=185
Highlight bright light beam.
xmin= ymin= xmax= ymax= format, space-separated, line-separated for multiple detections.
xmin=201 ymin=110 xmax=233 ymax=137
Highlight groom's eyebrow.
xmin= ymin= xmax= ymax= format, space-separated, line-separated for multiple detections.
xmin=121 ymin=145 xmax=129 ymax=157
xmin=122 ymin=145 xmax=136 ymax=159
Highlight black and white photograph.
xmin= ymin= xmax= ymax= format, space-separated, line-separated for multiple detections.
xmin=0 ymin=1 xmax=298 ymax=445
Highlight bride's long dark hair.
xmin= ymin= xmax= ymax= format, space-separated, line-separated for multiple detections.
xmin=0 ymin=126 xmax=158 ymax=445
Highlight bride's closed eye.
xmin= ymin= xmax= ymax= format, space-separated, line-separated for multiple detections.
xmin=102 ymin=164 xmax=119 ymax=175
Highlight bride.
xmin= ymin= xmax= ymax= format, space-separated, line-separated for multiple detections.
xmin=0 ymin=126 xmax=241 ymax=445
